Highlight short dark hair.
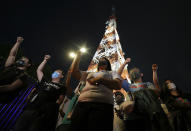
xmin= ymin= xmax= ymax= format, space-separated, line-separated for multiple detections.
xmin=97 ymin=57 xmax=111 ymax=71
xmin=129 ymin=67 xmax=142 ymax=82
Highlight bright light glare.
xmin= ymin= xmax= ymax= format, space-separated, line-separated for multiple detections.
xmin=69 ymin=52 xmax=76 ymax=58
xmin=80 ymin=47 xmax=86 ymax=53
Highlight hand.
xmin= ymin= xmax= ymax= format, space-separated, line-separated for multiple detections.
xmin=44 ymin=55 xmax=51 ymax=61
xmin=125 ymin=58 xmax=131 ymax=64
xmin=87 ymin=76 xmax=102 ymax=85
xmin=152 ymin=64 xmax=158 ymax=71
xmin=17 ymin=37 xmax=24 ymax=43
xmin=67 ymin=69 xmax=72 ymax=74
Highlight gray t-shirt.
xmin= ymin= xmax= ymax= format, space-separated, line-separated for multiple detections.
xmin=78 ymin=70 xmax=121 ymax=105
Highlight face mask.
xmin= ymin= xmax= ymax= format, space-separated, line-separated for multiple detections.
xmin=15 ymin=60 xmax=25 ymax=67
xmin=51 ymin=72 xmax=60 ymax=79
xmin=168 ymin=83 xmax=176 ymax=90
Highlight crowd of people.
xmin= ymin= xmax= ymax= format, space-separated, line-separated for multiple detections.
xmin=0 ymin=37 xmax=191 ymax=131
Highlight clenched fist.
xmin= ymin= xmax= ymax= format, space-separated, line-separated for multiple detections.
xmin=17 ymin=37 xmax=24 ymax=43
xmin=152 ymin=64 xmax=158 ymax=71
xmin=44 ymin=55 xmax=51 ymax=61
xmin=125 ymin=58 xmax=131 ymax=64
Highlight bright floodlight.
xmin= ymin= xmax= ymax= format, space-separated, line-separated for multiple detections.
xmin=69 ymin=52 xmax=76 ymax=58
xmin=80 ymin=47 xmax=86 ymax=53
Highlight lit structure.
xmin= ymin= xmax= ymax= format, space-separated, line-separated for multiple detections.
xmin=87 ymin=13 xmax=129 ymax=82
xmin=61 ymin=9 xmax=130 ymax=130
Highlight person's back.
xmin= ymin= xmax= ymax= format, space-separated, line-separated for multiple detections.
xmin=117 ymin=66 xmax=172 ymax=131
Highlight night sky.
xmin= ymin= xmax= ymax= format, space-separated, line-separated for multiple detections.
xmin=0 ymin=0 xmax=190 ymax=92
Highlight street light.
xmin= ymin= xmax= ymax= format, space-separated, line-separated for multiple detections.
xmin=80 ymin=47 xmax=87 ymax=53
xmin=69 ymin=52 xmax=76 ymax=58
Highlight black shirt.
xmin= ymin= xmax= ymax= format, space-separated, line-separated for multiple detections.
xmin=0 ymin=65 xmax=28 ymax=103
xmin=27 ymin=77 xmax=66 ymax=110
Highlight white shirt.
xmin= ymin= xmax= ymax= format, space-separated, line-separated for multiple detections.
xmin=78 ymin=70 xmax=121 ymax=105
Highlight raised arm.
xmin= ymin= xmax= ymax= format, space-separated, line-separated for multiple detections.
xmin=71 ymin=51 xmax=82 ymax=80
xmin=5 ymin=37 xmax=24 ymax=67
xmin=117 ymin=58 xmax=131 ymax=76
xmin=37 ymin=55 xmax=51 ymax=82
xmin=152 ymin=64 xmax=160 ymax=90
xmin=65 ymin=69 xmax=73 ymax=97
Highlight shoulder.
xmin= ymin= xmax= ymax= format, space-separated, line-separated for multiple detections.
xmin=122 ymin=80 xmax=131 ymax=86
xmin=80 ymin=71 xmax=90 ymax=81
xmin=16 ymin=71 xmax=29 ymax=83
xmin=38 ymin=76 xmax=47 ymax=84
xmin=144 ymin=82 xmax=155 ymax=90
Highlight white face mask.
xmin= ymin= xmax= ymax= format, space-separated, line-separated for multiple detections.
xmin=167 ymin=83 xmax=176 ymax=90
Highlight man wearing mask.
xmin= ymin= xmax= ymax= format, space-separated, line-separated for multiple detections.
xmin=14 ymin=55 xmax=71 ymax=131
xmin=117 ymin=62 xmax=172 ymax=131
xmin=0 ymin=37 xmax=31 ymax=103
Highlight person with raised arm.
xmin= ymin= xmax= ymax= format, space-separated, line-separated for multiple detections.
xmin=116 ymin=60 xmax=172 ymax=131
xmin=0 ymin=37 xmax=31 ymax=103
xmin=14 ymin=55 xmax=71 ymax=131
xmin=70 ymin=51 xmax=122 ymax=131
xmin=152 ymin=64 xmax=160 ymax=91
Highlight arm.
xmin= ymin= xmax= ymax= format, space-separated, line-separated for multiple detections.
xmin=88 ymin=77 xmax=122 ymax=90
xmin=71 ymin=51 xmax=82 ymax=80
xmin=0 ymin=79 xmax=23 ymax=92
xmin=65 ymin=70 xmax=73 ymax=97
xmin=56 ymin=95 xmax=65 ymax=105
xmin=59 ymin=98 xmax=69 ymax=117
xmin=36 ymin=55 xmax=51 ymax=82
xmin=117 ymin=58 xmax=131 ymax=76
xmin=26 ymin=88 xmax=36 ymax=102
xmin=5 ymin=37 xmax=24 ymax=67
xmin=152 ymin=64 xmax=160 ymax=90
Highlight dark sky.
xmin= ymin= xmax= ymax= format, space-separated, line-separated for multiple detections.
xmin=0 ymin=0 xmax=190 ymax=92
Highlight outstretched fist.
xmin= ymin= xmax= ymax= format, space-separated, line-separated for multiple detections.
xmin=17 ymin=37 xmax=24 ymax=43
xmin=125 ymin=58 xmax=131 ymax=64
xmin=152 ymin=64 xmax=158 ymax=71
xmin=44 ymin=55 xmax=51 ymax=61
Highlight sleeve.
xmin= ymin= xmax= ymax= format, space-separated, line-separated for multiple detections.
xmin=122 ymin=80 xmax=131 ymax=92
xmin=39 ymin=76 xmax=46 ymax=83
xmin=35 ymin=76 xmax=46 ymax=90
xmin=111 ymin=71 xmax=123 ymax=81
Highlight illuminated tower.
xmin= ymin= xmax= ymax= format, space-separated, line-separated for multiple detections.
xmin=61 ymin=8 xmax=129 ymax=130
xmin=87 ymin=7 xmax=129 ymax=81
